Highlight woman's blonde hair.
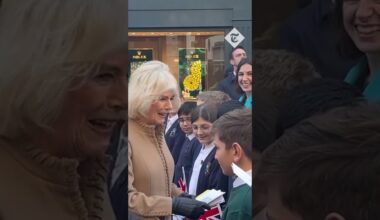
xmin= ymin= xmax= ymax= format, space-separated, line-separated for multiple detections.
xmin=0 ymin=0 xmax=128 ymax=139
xmin=128 ymin=61 xmax=180 ymax=119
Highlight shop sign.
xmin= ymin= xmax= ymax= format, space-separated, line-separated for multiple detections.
xmin=128 ymin=49 xmax=153 ymax=74
xmin=225 ymin=27 xmax=245 ymax=48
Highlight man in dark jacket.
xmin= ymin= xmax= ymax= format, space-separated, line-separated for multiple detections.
xmin=217 ymin=46 xmax=247 ymax=100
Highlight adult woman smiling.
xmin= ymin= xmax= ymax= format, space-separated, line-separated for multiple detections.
xmin=336 ymin=0 xmax=380 ymax=102
xmin=0 ymin=0 xmax=128 ymax=219
xmin=128 ymin=61 xmax=210 ymax=220
xmin=236 ymin=59 xmax=253 ymax=109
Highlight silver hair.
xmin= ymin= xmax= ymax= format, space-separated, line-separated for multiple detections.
xmin=128 ymin=61 xmax=180 ymax=120
xmin=0 ymin=0 xmax=128 ymax=139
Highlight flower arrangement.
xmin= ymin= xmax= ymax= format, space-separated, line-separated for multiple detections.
xmin=183 ymin=60 xmax=202 ymax=91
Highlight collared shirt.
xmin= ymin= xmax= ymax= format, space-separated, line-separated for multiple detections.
xmin=344 ymin=58 xmax=380 ymax=102
xmin=186 ymin=133 xmax=195 ymax=141
xmin=233 ymin=170 xmax=252 ymax=188
xmin=239 ymin=94 xmax=252 ymax=110
xmin=165 ymin=114 xmax=178 ymax=134
xmin=188 ymin=143 xmax=215 ymax=195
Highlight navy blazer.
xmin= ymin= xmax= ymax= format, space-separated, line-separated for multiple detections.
xmin=189 ymin=147 xmax=230 ymax=200
xmin=173 ymin=138 xmax=202 ymax=187
xmin=217 ymin=72 xmax=243 ymax=100
xmin=164 ymin=119 xmax=187 ymax=165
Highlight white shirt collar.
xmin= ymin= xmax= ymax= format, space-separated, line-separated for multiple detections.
xmin=169 ymin=114 xmax=178 ymax=121
xmin=167 ymin=114 xmax=178 ymax=125
xmin=165 ymin=114 xmax=178 ymax=133
xmin=203 ymin=142 xmax=215 ymax=149
xmin=233 ymin=169 xmax=252 ymax=188
xmin=187 ymin=133 xmax=196 ymax=140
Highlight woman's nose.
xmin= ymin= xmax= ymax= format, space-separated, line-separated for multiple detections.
xmin=196 ymin=128 xmax=203 ymax=135
xmin=356 ymin=0 xmax=375 ymax=21
xmin=165 ymin=99 xmax=173 ymax=110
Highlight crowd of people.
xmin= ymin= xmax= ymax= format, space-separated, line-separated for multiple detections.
xmin=123 ymin=60 xmax=253 ymax=219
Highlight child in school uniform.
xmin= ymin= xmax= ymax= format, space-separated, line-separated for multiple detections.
xmin=173 ymin=101 xmax=201 ymax=188
xmin=187 ymin=104 xmax=229 ymax=200
xmin=165 ymin=109 xmax=187 ymax=165
xmin=213 ymin=108 xmax=253 ymax=219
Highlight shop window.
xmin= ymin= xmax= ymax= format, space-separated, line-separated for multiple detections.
xmin=128 ymin=31 xmax=225 ymax=99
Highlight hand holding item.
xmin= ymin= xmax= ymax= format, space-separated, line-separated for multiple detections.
xmin=172 ymin=197 xmax=211 ymax=219
xmin=179 ymin=192 xmax=195 ymax=199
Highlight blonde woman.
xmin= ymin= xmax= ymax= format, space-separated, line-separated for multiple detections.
xmin=0 ymin=0 xmax=128 ymax=219
xmin=128 ymin=61 xmax=210 ymax=220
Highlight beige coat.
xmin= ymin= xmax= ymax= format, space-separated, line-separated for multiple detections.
xmin=0 ymin=138 xmax=116 ymax=220
xmin=128 ymin=119 xmax=183 ymax=220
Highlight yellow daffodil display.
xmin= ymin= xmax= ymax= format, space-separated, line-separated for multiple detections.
xmin=183 ymin=60 xmax=202 ymax=91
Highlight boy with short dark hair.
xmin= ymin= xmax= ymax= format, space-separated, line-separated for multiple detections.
xmin=212 ymin=108 xmax=253 ymax=220
xmin=173 ymin=101 xmax=200 ymax=188
xmin=255 ymin=104 xmax=380 ymax=220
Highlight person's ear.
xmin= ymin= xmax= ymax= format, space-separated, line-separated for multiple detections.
xmin=232 ymin=142 xmax=243 ymax=163
xmin=230 ymin=58 xmax=234 ymax=66
xmin=324 ymin=213 xmax=346 ymax=220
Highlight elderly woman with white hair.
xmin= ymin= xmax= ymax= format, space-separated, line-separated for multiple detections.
xmin=0 ymin=0 xmax=128 ymax=219
xmin=128 ymin=61 xmax=210 ymax=220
